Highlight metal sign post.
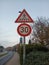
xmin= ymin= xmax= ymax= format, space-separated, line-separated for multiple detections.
xmin=23 ymin=36 xmax=25 ymax=65
xmin=20 ymin=36 xmax=25 ymax=65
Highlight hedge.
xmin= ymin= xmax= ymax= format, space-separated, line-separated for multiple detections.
xmin=18 ymin=44 xmax=49 ymax=65
xmin=25 ymin=51 xmax=49 ymax=65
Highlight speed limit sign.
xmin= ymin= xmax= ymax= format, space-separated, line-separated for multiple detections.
xmin=17 ymin=24 xmax=31 ymax=36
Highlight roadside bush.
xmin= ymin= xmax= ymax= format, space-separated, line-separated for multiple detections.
xmin=25 ymin=51 xmax=49 ymax=65
xmin=18 ymin=44 xmax=49 ymax=65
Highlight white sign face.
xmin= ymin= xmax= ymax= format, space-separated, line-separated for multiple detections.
xmin=18 ymin=12 xmax=29 ymax=21
xmin=19 ymin=25 xmax=29 ymax=34
xmin=17 ymin=24 xmax=31 ymax=36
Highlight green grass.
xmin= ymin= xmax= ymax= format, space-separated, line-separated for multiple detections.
xmin=0 ymin=52 xmax=8 ymax=57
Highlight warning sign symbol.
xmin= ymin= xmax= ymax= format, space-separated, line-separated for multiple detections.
xmin=15 ymin=9 xmax=34 ymax=23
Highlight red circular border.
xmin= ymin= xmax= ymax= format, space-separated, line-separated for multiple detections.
xmin=17 ymin=24 xmax=32 ymax=36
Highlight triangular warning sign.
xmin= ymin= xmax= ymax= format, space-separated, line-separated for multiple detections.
xmin=15 ymin=9 xmax=34 ymax=23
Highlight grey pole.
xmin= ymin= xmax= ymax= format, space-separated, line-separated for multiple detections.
xmin=23 ymin=36 xmax=25 ymax=65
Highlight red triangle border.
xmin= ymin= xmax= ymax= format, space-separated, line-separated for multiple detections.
xmin=15 ymin=9 xmax=34 ymax=23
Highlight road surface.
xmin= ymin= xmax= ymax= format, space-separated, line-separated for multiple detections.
xmin=5 ymin=52 xmax=20 ymax=65
xmin=0 ymin=51 xmax=14 ymax=65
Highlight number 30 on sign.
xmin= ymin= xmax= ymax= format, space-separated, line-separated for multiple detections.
xmin=17 ymin=24 xmax=31 ymax=36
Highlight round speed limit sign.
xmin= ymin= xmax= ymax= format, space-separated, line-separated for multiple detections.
xmin=17 ymin=24 xmax=31 ymax=36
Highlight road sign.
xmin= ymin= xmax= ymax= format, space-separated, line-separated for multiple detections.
xmin=17 ymin=24 xmax=31 ymax=36
xmin=15 ymin=9 xmax=34 ymax=23
xmin=15 ymin=9 xmax=34 ymax=65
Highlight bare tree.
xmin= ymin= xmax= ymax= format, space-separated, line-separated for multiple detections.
xmin=31 ymin=17 xmax=49 ymax=45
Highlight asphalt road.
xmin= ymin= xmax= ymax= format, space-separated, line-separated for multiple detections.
xmin=0 ymin=51 xmax=14 ymax=65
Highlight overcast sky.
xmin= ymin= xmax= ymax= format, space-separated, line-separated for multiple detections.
xmin=0 ymin=0 xmax=49 ymax=48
